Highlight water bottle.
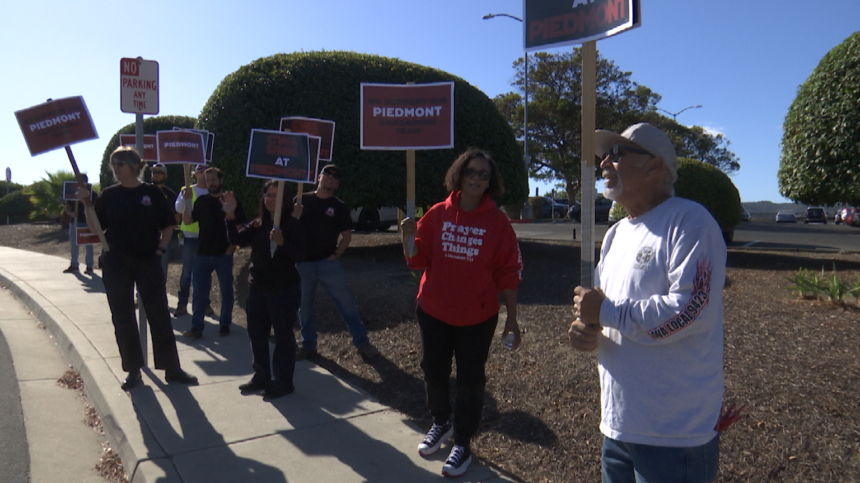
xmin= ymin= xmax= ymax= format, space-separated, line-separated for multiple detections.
xmin=504 ymin=332 xmax=516 ymax=351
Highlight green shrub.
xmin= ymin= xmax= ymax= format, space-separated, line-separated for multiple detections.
xmin=675 ymin=157 xmax=742 ymax=231
xmin=99 ymin=115 xmax=198 ymax=193
xmin=197 ymin=51 xmax=527 ymax=217
xmin=0 ymin=190 xmax=34 ymax=223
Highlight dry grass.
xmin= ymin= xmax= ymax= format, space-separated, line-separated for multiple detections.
xmin=4 ymin=223 xmax=860 ymax=482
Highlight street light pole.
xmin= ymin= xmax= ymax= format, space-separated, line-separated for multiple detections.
xmin=657 ymin=104 xmax=703 ymax=122
xmin=483 ymin=12 xmax=531 ymax=219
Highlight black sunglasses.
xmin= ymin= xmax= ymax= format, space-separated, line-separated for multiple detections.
xmin=322 ymin=170 xmax=341 ymax=180
xmin=603 ymin=144 xmax=653 ymax=163
xmin=463 ymin=168 xmax=491 ymax=181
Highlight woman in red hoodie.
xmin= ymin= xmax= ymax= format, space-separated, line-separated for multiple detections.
xmin=401 ymin=148 xmax=522 ymax=478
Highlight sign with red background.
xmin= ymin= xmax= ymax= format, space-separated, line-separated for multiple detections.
xmin=76 ymin=227 xmax=99 ymax=245
xmin=156 ymin=130 xmax=206 ymax=164
xmin=360 ymin=82 xmax=454 ymax=150
xmin=15 ymin=97 xmax=98 ymax=156
xmin=119 ymin=134 xmax=157 ymax=161
xmin=279 ymin=117 xmax=335 ymax=161
xmin=524 ymin=0 xmax=639 ymax=50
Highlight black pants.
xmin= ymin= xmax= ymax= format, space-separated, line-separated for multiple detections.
xmin=102 ymin=251 xmax=180 ymax=373
xmin=246 ymin=284 xmax=300 ymax=391
xmin=416 ymin=305 xmax=498 ymax=448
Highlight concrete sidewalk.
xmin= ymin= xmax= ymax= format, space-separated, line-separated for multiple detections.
xmin=0 ymin=247 xmax=516 ymax=483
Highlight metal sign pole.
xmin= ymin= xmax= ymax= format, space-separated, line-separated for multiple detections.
xmin=135 ymin=112 xmax=148 ymax=365
xmin=580 ymin=41 xmax=597 ymax=291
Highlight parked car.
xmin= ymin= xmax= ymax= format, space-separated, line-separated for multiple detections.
xmin=841 ymin=207 xmax=860 ymax=227
xmin=540 ymin=197 xmax=569 ymax=219
xmin=775 ymin=210 xmax=797 ymax=223
xmin=741 ymin=206 xmax=751 ymax=222
xmin=804 ymin=207 xmax=827 ymax=224
xmin=351 ymin=206 xmax=399 ymax=232
xmin=835 ymin=210 xmax=843 ymax=224
xmin=568 ymin=197 xmax=613 ymax=222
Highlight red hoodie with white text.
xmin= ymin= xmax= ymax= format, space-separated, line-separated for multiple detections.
xmin=406 ymin=191 xmax=522 ymax=326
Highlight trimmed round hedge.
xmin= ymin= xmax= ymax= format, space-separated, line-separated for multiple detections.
xmin=608 ymin=158 xmax=742 ymax=239
xmin=779 ymin=30 xmax=860 ymax=205
xmin=99 ymin=115 xmax=198 ymax=194
xmin=197 ymin=51 xmax=527 ymax=217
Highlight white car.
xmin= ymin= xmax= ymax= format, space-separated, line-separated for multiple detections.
xmin=351 ymin=206 xmax=399 ymax=232
xmin=775 ymin=210 xmax=797 ymax=223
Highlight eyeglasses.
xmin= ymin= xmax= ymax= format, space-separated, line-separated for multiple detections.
xmin=263 ymin=193 xmax=278 ymax=198
xmin=603 ymin=144 xmax=653 ymax=163
xmin=463 ymin=168 xmax=491 ymax=181
xmin=322 ymin=171 xmax=341 ymax=180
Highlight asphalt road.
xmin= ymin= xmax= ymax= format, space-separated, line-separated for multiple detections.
xmin=512 ymin=220 xmax=860 ymax=252
xmin=0 ymin=327 xmax=29 ymax=483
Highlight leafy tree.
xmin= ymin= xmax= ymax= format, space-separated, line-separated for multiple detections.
xmin=24 ymin=170 xmax=77 ymax=221
xmin=779 ymin=30 xmax=860 ymax=205
xmin=0 ymin=181 xmax=23 ymax=196
xmin=494 ymin=48 xmax=739 ymax=201
xmin=100 ymin=115 xmax=198 ymax=193
xmin=197 ymin=51 xmax=526 ymax=216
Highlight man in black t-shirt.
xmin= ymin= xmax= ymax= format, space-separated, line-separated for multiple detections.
xmin=150 ymin=163 xmax=178 ymax=277
xmin=294 ymin=164 xmax=378 ymax=360
xmin=181 ymin=167 xmax=245 ymax=338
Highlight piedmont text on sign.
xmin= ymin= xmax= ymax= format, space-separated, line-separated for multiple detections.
xmin=14 ymin=96 xmax=99 ymax=156
xmin=119 ymin=134 xmax=157 ymax=161
xmin=279 ymin=117 xmax=336 ymax=161
xmin=524 ymin=0 xmax=639 ymax=50
xmin=120 ymin=57 xmax=160 ymax=115
xmin=360 ymin=82 xmax=454 ymax=150
xmin=155 ymin=130 xmax=206 ymax=165
xmin=76 ymin=227 xmax=99 ymax=245
xmin=245 ymin=129 xmax=312 ymax=183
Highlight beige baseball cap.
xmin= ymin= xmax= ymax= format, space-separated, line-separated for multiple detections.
xmin=595 ymin=123 xmax=678 ymax=183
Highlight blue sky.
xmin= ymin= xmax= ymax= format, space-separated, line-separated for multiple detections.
xmin=2 ymin=1 xmax=858 ymax=203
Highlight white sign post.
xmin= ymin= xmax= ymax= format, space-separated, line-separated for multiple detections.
xmin=120 ymin=57 xmax=159 ymax=115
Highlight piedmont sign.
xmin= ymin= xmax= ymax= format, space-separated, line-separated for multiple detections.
xmin=524 ymin=0 xmax=640 ymax=50
xmin=360 ymin=82 xmax=454 ymax=150
xmin=14 ymin=96 xmax=99 ymax=156
xmin=155 ymin=130 xmax=206 ymax=165
xmin=119 ymin=134 xmax=157 ymax=161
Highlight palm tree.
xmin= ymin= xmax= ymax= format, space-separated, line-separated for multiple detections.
xmin=25 ymin=170 xmax=77 ymax=221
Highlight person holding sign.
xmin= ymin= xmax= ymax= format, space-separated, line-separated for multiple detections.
xmin=294 ymin=165 xmax=379 ymax=360
xmin=223 ymin=181 xmax=305 ymax=399
xmin=399 ymin=149 xmax=522 ymax=478
xmin=63 ymin=174 xmax=95 ymax=275
xmin=569 ymin=123 xmax=725 ymax=483
xmin=77 ymin=147 xmax=198 ymax=390
xmin=182 ymin=167 xmax=245 ymax=338
xmin=149 ymin=163 xmax=179 ymax=277
xmin=173 ymin=164 xmax=211 ymax=317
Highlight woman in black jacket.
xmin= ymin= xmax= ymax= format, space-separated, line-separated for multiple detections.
xmin=222 ymin=181 xmax=306 ymax=399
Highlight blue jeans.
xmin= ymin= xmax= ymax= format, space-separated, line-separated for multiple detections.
xmin=69 ymin=222 xmax=94 ymax=268
xmin=296 ymin=259 xmax=368 ymax=350
xmin=602 ymin=435 xmax=720 ymax=483
xmin=191 ymin=254 xmax=234 ymax=331
xmin=177 ymin=236 xmax=199 ymax=307
xmin=159 ymin=237 xmax=178 ymax=279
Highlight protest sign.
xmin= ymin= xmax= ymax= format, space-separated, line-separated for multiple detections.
xmin=15 ymin=97 xmax=98 ymax=156
xmin=119 ymin=134 xmax=157 ymax=161
xmin=156 ymin=130 xmax=206 ymax=165
xmin=524 ymin=0 xmax=640 ymax=50
xmin=62 ymin=181 xmax=93 ymax=201
xmin=279 ymin=117 xmax=335 ymax=161
xmin=76 ymin=227 xmax=99 ymax=245
xmin=245 ymin=129 xmax=312 ymax=183
xmin=360 ymin=82 xmax=454 ymax=150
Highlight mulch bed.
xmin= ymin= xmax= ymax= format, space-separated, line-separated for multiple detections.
xmin=2 ymin=223 xmax=859 ymax=482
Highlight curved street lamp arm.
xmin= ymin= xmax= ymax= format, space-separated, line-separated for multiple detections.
xmin=482 ymin=13 xmax=523 ymax=22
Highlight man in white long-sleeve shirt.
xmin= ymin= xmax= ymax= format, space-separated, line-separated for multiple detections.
xmin=569 ymin=123 xmax=725 ymax=483
xmin=172 ymin=164 xmax=210 ymax=317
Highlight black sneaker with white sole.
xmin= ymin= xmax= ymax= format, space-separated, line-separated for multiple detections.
xmin=442 ymin=444 xmax=472 ymax=478
xmin=417 ymin=421 xmax=453 ymax=456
